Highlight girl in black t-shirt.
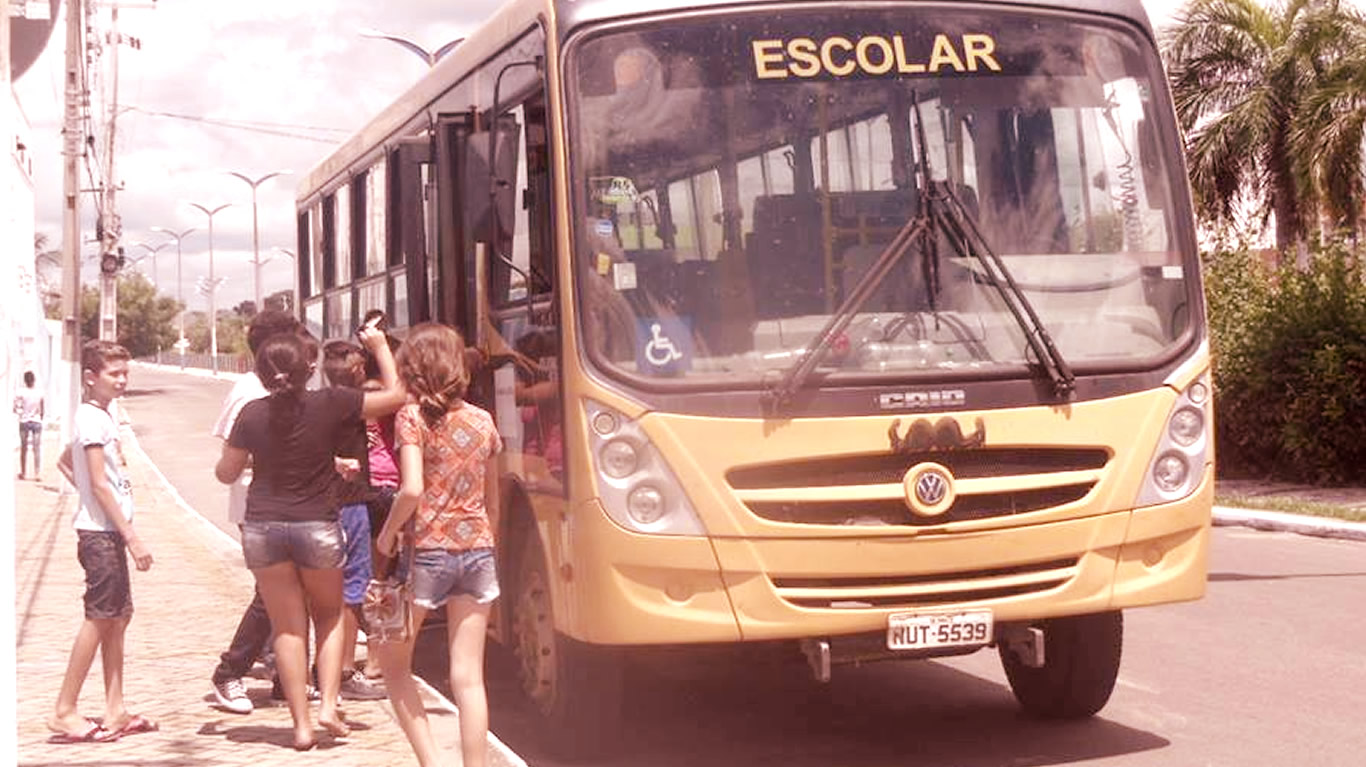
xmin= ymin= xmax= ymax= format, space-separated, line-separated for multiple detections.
xmin=215 ymin=326 xmax=404 ymax=751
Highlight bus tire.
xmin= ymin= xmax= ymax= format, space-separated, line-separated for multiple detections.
xmin=998 ymin=610 xmax=1123 ymax=719
xmin=512 ymin=532 xmax=624 ymax=758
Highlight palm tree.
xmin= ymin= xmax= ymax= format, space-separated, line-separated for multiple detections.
xmin=1294 ymin=32 xmax=1366 ymax=236
xmin=1163 ymin=0 xmax=1361 ymax=256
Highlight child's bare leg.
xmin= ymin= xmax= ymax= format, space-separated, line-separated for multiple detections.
xmin=300 ymin=566 xmax=348 ymax=736
xmin=376 ymin=605 xmax=441 ymax=767
xmin=48 ymin=619 xmax=103 ymax=733
xmin=255 ymin=561 xmax=315 ymax=749
xmin=447 ymin=597 xmax=492 ymax=767
xmin=97 ymin=617 xmax=131 ymax=729
xmin=341 ymin=608 xmax=360 ymax=673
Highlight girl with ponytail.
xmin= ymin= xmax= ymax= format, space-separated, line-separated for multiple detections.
xmin=215 ymin=325 xmax=405 ymax=751
xmin=374 ymin=323 xmax=501 ymax=767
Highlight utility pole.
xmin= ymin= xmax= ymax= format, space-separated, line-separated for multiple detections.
xmin=97 ymin=2 xmax=123 ymax=341
xmin=60 ymin=0 xmax=87 ymax=446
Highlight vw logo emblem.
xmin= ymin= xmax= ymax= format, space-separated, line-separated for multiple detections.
xmin=902 ymin=462 xmax=956 ymax=517
xmin=915 ymin=472 xmax=949 ymax=505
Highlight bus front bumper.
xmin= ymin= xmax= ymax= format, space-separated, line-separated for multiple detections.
xmin=565 ymin=474 xmax=1211 ymax=645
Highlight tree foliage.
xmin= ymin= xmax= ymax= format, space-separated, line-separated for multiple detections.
xmin=78 ymin=273 xmax=183 ymax=357
xmin=1164 ymin=0 xmax=1366 ymax=252
xmin=1207 ymin=236 xmax=1366 ymax=482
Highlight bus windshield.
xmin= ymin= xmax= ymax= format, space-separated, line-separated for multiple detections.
xmin=568 ymin=7 xmax=1192 ymax=388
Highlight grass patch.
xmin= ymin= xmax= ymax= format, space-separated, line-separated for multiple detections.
xmin=1215 ymin=494 xmax=1366 ymax=523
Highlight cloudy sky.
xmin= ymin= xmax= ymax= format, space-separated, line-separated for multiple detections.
xmin=15 ymin=0 xmax=1186 ymax=310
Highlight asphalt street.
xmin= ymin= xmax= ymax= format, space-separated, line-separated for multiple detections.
xmin=120 ymin=363 xmax=1366 ymax=767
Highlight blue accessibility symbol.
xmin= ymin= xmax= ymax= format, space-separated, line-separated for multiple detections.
xmin=635 ymin=317 xmax=692 ymax=376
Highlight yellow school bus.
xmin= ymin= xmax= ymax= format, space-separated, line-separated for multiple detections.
xmin=296 ymin=0 xmax=1210 ymax=754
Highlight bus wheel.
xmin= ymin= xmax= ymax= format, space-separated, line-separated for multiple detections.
xmin=998 ymin=610 xmax=1123 ymax=719
xmin=512 ymin=533 xmax=624 ymax=757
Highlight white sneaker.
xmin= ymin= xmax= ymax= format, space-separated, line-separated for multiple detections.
xmin=212 ymin=677 xmax=254 ymax=714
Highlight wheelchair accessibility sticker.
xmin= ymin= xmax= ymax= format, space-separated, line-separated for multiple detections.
xmin=636 ymin=317 xmax=692 ymax=376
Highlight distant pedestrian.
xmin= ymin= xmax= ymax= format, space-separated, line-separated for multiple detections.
xmin=47 ymin=340 xmax=158 ymax=744
xmin=320 ymin=338 xmax=388 ymax=702
xmin=214 ymin=324 xmax=404 ymax=751
xmin=15 ymin=370 xmax=44 ymax=480
xmin=374 ymin=323 xmax=502 ymax=767
xmin=208 ymin=309 xmax=311 ymax=714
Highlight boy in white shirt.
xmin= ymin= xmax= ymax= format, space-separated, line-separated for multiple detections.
xmin=47 ymin=340 xmax=157 ymax=743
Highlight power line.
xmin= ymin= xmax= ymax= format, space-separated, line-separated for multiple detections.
xmin=124 ymin=107 xmax=351 ymax=142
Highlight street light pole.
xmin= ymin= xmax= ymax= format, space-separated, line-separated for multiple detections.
xmin=272 ymin=247 xmax=297 ymax=312
xmin=133 ymin=240 xmax=170 ymax=290
xmin=359 ymin=28 xmax=464 ymax=67
xmin=151 ymin=226 xmax=196 ymax=342
xmin=188 ymin=203 xmax=230 ymax=374
xmin=227 ymin=170 xmax=288 ymax=311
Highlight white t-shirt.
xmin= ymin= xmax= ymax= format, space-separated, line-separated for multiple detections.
xmin=70 ymin=401 xmax=134 ymax=532
xmin=212 ymin=373 xmax=268 ymax=525
xmin=15 ymin=388 xmax=43 ymax=424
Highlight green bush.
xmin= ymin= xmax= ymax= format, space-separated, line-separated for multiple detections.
xmin=1206 ymin=237 xmax=1366 ymax=483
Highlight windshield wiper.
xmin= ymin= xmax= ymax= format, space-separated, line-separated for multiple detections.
xmin=929 ymin=181 xmax=1075 ymax=398
xmin=760 ymin=213 xmax=930 ymax=413
xmin=761 ymin=91 xmax=1074 ymax=414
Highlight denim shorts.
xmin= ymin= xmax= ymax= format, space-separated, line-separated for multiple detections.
xmin=339 ymin=503 xmax=373 ymax=605
xmin=77 ymin=530 xmax=133 ymax=620
xmin=241 ymin=519 xmax=345 ymax=570
xmin=405 ymin=547 xmax=500 ymax=609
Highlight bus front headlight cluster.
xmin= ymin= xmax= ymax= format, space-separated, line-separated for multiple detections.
xmin=585 ymin=400 xmax=706 ymax=536
xmin=1135 ymin=375 xmax=1212 ymax=506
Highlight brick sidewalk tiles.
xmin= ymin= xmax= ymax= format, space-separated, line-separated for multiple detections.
xmin=14 ymin=429 xmax=490 ymax=767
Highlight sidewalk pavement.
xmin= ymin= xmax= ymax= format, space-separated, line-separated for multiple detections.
xmin=15 ymin=428 xmax=525 ymax=767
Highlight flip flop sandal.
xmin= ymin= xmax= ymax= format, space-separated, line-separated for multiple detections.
xmin=112 ymin=714 xmax=158 ymax=737
xmin=47 ymin=720 xmax=119 ymax=744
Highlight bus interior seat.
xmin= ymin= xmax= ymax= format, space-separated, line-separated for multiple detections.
xmin=747 ymin=194 xmax=825 ymax=319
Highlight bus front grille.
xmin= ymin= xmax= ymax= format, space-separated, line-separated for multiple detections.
xmin=727 ymin=448 xmax=1109 ymax=489
xmin=744 ymin=483 xmax=1094 ymax=527
xmin=771 ymin=557 xmax=1079 ymax=609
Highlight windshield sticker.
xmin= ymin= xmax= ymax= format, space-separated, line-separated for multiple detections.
xmin=594 ymin=218 xmax=615 ymax=237
xmin=591 ymin=175 xmax=640 ymax=204
xmin=752 ymin=33 xmax=1001 ymax=80
xmin=596 ymin=252 xmax=613 ymax=276
xmin=612 ymin=261 xmax=637 ymax=291
xmin=636 ymin=317 xmax=692 ymax=376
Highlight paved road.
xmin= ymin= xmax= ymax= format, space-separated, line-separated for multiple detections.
xmin=123 ymin=364 xmax=1366 ymax=767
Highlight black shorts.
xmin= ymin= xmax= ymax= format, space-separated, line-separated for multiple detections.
xmin=77 ymin=530 xmax=133 ymax=620
xmin=368 ymin=486 xmax=397 ymax=536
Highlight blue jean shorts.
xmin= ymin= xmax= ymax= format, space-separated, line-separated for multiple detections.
xmin=405 ymin=548 xmax=500 ymax=609
xmin=241 ymin=519 xmax=345 ymax=570
xmin=339 ymin=503 xmax=373 ymax=605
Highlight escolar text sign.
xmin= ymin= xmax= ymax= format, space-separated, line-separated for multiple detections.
xmin=752 ymin=33 xmax=1001 ymax=80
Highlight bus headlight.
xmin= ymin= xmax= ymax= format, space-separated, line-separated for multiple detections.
xmin=600 ymin=439 xmax=639 ymax=478
xmin=627 ymin=485 xmax=666 ymax=525
xmin=1168 ymin=407 xmax=1203 ymax=446
xmin=1135 ymin=374 xmax=1212 ymax=507
xmin=1152 ymin=452 xmax=1189 ymax=492
xmin=585 ymin=400 xmax=706 ymax=536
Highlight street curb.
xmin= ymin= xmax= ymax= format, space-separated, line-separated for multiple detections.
xmin=1213 ymin=506 xmax=1366 ymax=542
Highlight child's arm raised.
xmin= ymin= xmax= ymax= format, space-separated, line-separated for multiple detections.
xmin=358 ymin=326 xmax=406 ymax=419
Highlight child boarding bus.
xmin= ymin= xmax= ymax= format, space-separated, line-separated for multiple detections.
xmin=296 ymin=0 xmax=1210 ymax=755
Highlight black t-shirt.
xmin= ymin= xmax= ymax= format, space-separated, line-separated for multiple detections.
xmin=229 ymin=386 xmax=364 ymax=522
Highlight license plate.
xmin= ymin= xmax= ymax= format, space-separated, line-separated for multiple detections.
xmin=887 ymin=609 xmax=993 ymax=650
